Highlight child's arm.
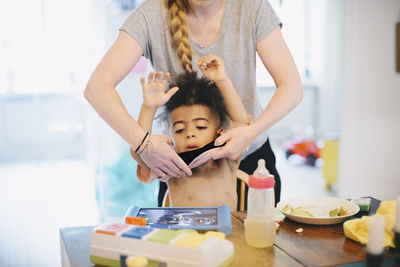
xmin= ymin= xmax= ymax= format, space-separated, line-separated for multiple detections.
xmin=131 ymin=72 xmax=179 ymax=182
xmin=139 ymin=71 xmax=178 ymax=132
xmin=196 ymin=55 xmax=249 ymax=125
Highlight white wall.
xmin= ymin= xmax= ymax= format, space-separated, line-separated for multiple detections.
xmin=85 ymin=1 xmax=153 ymax=167
xmin=258 ymin=0 xmax=343 ymax=139
xmin=338 ymin=0 xmax=400 ymax=200
xmin=316 ymin=0 xmax=343 ymax=137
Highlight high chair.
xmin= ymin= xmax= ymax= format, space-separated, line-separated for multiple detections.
xmin=236 ymin=169 xmax=249 ymax=211
xmin=162 ymin=169 xmax=249 ymax=211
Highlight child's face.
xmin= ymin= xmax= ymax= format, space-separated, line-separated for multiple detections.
xmin=169 ymin=104 xmax=221 ymax=153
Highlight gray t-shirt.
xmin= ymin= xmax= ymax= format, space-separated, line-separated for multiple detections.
xmin=120 ymin=0 xmax=281 ymax=158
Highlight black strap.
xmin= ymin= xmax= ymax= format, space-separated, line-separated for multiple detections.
xmin=177 ymin=140 xmax=225 ymax=165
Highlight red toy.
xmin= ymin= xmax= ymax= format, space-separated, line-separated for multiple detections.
xmin=284 ymin=139 xmax=321 ymax=166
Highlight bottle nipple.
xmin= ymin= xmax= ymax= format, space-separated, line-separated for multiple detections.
xmin=253 ymin=159 xmax=270 ymax=178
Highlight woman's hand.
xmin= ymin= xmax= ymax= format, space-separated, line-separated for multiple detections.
xmin=213 ymin=126 xmax=255 ymax=160
xmin=196 ymin=55 xmax=228 ymax=83
xmin=140 ymin=72 xmax=178 ymax=108
xmin=140 ymin=134 xmax=192 ymax=179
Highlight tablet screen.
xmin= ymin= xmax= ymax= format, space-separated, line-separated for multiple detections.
xmin=138 ymin=208 xmax=218 ymax=226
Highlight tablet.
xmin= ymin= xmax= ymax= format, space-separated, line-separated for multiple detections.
xmin=124 ymin=204 xmax=232 ymax=236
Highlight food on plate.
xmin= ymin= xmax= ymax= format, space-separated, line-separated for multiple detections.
xmin=291 ymin=208 xmax=314 ymax=217
xmin=328 ymin=207 xmax=347 ymax=217
xmin=277 ymin=197 xmax=360 ymax=225
xmin=339 ymin=206 xmax=346 ymax=216
xmin=282 ymin=204 xmax=349 ymax=218
xmin=329 ymin=208 xmax=338 ymax=217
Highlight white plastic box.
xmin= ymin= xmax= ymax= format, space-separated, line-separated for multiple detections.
xmin=90 ymin=222 xmax=234 ymax=267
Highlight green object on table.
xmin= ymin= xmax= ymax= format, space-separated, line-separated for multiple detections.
xmin=147 ymin=229 xmax=182 ymax=244
xmin=353 ymin=197 xmax=371 ymax=212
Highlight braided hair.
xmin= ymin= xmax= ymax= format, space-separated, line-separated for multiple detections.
xmin=165 ymin=0 xmax=196 ymax=72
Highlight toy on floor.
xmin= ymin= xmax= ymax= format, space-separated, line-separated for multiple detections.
xmin=89 ymin=222 xmax=234 ymax=267
xmin=284 ymin=138 xmax=321 ymax=166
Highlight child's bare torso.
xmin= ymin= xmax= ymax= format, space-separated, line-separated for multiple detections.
xmin=167 ymin=159 xmax=238 ymax=212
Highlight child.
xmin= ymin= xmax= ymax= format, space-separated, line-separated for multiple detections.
xmin=131 ymin=55 xmax=250 ymax=211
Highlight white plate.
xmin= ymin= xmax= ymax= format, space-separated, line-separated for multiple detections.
xmin=277 ymin=197 xmax=360 ymax=225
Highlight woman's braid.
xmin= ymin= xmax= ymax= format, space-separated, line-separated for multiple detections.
xmin=165 ymin=0 xmax=195 ymax=72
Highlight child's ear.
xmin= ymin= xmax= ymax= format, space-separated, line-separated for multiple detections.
xmin=168 ymin=131 xmax=177 ymax=147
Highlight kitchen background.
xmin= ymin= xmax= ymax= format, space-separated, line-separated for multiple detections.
xmin=0 ymin=0 xmax=399 ymax=266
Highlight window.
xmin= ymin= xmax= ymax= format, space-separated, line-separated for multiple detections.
xmin=0 ymin=0 xmax=94 ymax=161
xmin=257 ymin=0 xmax=306 ymax=87
xmin=0 ymin=0 xmax=93 ymax=94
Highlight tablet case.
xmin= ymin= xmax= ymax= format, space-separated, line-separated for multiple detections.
xmin=124 ymin=204 xmax=232 ymax=236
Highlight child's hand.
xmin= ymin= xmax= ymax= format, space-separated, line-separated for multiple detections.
xmin=196 ymin=55 xmax=228 ymax=83
xmin=140 ymin=72 xmax=179 ymax=108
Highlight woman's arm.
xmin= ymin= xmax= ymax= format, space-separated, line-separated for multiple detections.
xmin=84 ymin=31 xmax=191 ymax=178
xmin=84 ymin=31 xmax=146 ymax=149
xmin=213 ymin=26 xmax=303 ymax=160
xmin=131 ymin=102 xmax=157 ymax=182
xmin=250 ymin=26 xmax=303 ymax=140
xmin=132 ymin=72 xmax=179 ymax=170
xmin=132 ymin=72 xmax=180 ymax=181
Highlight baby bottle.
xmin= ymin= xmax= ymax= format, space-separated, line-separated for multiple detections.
xmin=244 ymin=159 xmax=276 ymax=248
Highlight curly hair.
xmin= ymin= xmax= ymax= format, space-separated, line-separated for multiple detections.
xmin=159 ymin=72 xmax=228 ymax=128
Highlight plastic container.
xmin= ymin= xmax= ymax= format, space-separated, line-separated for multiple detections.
xmin=244 ymin=159 xmax=276 ymax=248
xmin=90 ymin=222 xmax=234 ymax=267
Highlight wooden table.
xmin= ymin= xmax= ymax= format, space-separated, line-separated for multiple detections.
xmin=230 ymin=197 xmax=397 ymax=266
xmin=60 ymin=198 xmax=397 ymax=266
xmin=60 ymin=215 xmax=300 ymax=267
xmin=224 ymin=215 xmax=301 ymax=266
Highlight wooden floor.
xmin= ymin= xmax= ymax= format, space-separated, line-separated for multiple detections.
xmin=275 ymin=152 xmax=337 ymax=201
xmin=0 ymin=147 xmax=335 ymax=267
